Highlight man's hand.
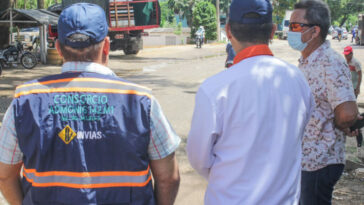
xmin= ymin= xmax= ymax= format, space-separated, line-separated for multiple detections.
xmin=150 ymin=153 xmax=180 ymax=205
xmin=343 ymin=128 xmax=359 ymax=137
xmin=355 ymin=88 xmax=360 ymax=97
xmin=0 ymin=162 xmax=23 ymax=205
xmin=334 ymin=101 xmax=358 ymax=130
xmin=344 ymin=115 xmax=364 ymax=137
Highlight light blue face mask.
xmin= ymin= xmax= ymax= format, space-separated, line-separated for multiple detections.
xmin=287 ymin=28 xmax=313 ymax=51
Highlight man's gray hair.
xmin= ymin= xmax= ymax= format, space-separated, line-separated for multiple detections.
xmin=294 ymin=0 xmax=331 ymax=41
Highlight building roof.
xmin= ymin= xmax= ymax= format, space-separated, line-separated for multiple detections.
xmin=0 ymin=8 xmax=59 ymax=27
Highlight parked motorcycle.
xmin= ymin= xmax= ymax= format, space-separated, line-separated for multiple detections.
xmin=0 ymin=41 xmax=37 ymax=75
xmin=195 ymin=34 xmax=203 ymax=48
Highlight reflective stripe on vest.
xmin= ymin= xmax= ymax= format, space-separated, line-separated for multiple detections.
xmin=14 ymin=77 xmax=152 ymax=98
xmin=23 ymin=166 xmax=152 ymax=189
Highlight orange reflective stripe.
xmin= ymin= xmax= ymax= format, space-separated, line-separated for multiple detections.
xmin=14 ymin=87 xmax=152 ymax=98
xmin=23 ymin=166 xmax=150 ymax=177
xmin=23 ymin=172 xmax=152 ymax=188
xmin=16 ymin=77 xmax=150 ymax=91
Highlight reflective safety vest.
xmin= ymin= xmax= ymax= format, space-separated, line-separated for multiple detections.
xmin=13 ymin=72 xmax=155 ymax=205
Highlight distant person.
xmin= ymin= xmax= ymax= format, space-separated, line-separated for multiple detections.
xmin=344 ymin=46 xmax=362 ymax=97
xmin=351 ymin=27 xmax=356 ymax=43
xmin=225 ymin=42 xmax=236 ymax=68
xmin=288 ymin=1 xmax=358 ymax=204
xmin=187 ymin=0 xmax=314 ymax=204
xmin=0 ymin=3 xmax=180 ymax=205
xmin=344 ymin=46 xmax=363 ymax=147
xmin=195 ymin=26 xmax=205 ymax=44
xmin=337 ymin=27 xmax=343 ymax=41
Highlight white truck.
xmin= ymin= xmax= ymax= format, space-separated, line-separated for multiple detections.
xmin=279 ymin=10 xmax=293 ymax=40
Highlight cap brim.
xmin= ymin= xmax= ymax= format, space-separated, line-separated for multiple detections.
xmin=343 ymin=51 xmax=352 ymax=55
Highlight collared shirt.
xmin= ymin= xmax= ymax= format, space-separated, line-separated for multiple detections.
xmin=0 ymin=62 xmax=180 ymax=164
xmin=298 ymin=41 xmax=356 ymax=171
xmin=347 ymin=57 xmax=362 ymax=89
xmin=187 ymin=45 xmax=313 ymax=205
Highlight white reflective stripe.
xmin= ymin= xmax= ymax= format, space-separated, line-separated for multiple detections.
xmin=25 ymin=172 xmax=150 ymax=184
xmin=15 ymin=80 xmax=150 ymax=96
xmin=24 ymin=170 xmax=151 ymax=186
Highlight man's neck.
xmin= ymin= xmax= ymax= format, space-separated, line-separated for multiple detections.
xmin=301 ymin=38 xmax=324 ymax=59
xmin=233 ymin=42 xmax=267 ymax=54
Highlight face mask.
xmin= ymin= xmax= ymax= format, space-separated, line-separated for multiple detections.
xmin=287 ymin=28 xmax=313 ymax=51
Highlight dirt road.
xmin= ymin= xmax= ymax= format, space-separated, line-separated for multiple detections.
xmin=0 ymin=38 xmax=363 ymax=204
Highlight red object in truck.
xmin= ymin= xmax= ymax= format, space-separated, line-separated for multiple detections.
xmin=48 ymin=25 xmax=58 ymax=38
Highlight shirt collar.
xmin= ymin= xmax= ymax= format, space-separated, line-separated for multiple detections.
xmin=233 ymin=44 xmax=273 ymax=64
xmin=299 ymin=41 xmax=330 ymax=65
xmin=61 ymin=62 xmax=116 ymax=76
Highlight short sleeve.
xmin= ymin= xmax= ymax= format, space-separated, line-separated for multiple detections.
xmin=0 ymin=104 xmax=23 ymax=164
xmin=148 ymin=96 xmax=180 ymax=160
xmin=355 ymin=59 xmax=362 ymax=71
xmin=325 ymin=61 xmax=356 ymax=110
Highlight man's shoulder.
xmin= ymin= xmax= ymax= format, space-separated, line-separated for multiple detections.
xmin=312 ymin=45 xmax=347 ymax=71
xmin=200 ymin=56 xmax=299 ymax=94
xmin=353 ymin=57 xmax=362 ymax=66
xmin=15 ymin=72 xmax=152 ymax=94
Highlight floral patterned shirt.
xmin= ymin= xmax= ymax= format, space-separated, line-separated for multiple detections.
xmin=298 ymin=41 xmax=356 ymax=171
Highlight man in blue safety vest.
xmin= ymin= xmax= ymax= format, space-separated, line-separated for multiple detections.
xmin=0 ymin=3 xmax=180 ymax=205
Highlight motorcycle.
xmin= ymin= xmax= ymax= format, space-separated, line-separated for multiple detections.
xmin=195 ymin=34 xmax=203 ymax=48
xmin=0 ymin=41 xmax=38 ymax=76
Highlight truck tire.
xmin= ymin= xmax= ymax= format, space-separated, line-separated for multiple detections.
xmin=123 ymin=47 xmax=139 ymax=55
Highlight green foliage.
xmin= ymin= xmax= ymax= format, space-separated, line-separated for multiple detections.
xmin=325 ymin=0 xmax=364 ymax=26
xmin=15 ymin=0 xmax=58 ymax=9
xmin=271 ymin=0 xmax=295 ymax=26
xmin=192 ymin=1 xmax=217 ymax=40
xmin=167 ymin=0 xmax=202 ymax=26
xmin=160 ymin=1 xmax=175 ymax=27
xmin=271 ymin=0 xmax=364 ymax=27
xmin=174 ymin=22 xmax=182 ymax=35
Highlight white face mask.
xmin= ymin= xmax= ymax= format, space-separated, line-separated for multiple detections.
xmin=287 ymin=27 xmax=314 ymax=51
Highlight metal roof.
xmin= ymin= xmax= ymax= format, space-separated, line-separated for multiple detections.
xmin=0 ymin=8 xmax=59 ymax=27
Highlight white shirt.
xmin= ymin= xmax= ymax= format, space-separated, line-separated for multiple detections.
xmin=187 ymin=54 xmax=314 ymax=205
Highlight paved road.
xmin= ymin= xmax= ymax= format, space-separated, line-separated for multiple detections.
xmin=0 ymin=37 xmax=363 ymax=204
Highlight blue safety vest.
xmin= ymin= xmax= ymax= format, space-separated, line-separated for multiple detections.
xmin=13 ymin=72 xmax=155 ymax=205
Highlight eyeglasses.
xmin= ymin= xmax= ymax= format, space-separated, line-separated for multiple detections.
xmin=289 ymin=22 xmax=318 ymax=32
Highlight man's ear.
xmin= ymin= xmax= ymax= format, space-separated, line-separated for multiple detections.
xmin=103 ymin=36 xmax=110 ymax=56
xmin=312 ymin=26 xmax=321 ymax=39
xmin=55 ymin=40 xmax=64 ymax=58
xmin=270 ymin=24 xmax=277 ymax=40
xmin=226 ymin=23 xmax=233 ymax=40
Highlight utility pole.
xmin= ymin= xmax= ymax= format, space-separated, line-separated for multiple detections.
xmin=216 ymin=0 xmax=220 ymax=41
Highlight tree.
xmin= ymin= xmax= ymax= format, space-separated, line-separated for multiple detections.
xmin=271 ymin=0 xmax=295 ymax=26
xmin=37 ymin=0 xmax=44 ymax=9
xmin=167 ymin=0 xmax=201 ymax=26
xmin=160 ymin=1 xmax=175 ymax=27
xmin=192 ymin=1 xmax=217 ymax=40
xmin=325 ymin=0 xmax=364 ymax=27
xmin=216 ymin=0 xmax=220 ymax=41
xmin=0 ymin=0 xmax=11 ymax=48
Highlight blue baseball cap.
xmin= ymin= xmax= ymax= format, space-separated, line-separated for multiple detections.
xmin=58 ymin=3 xmax=108 ymax=48
xmin=229 ymin=0 xmax=273 ymax=24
